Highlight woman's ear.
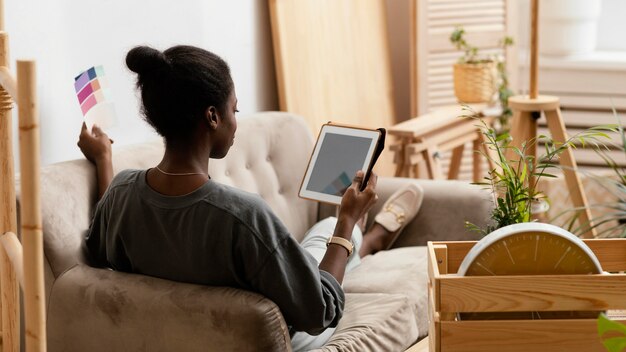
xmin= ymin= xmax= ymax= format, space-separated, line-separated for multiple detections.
xmin=205 ymin=106 xmax=219 ymax=130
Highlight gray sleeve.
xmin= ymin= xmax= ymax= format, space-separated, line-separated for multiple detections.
xmin=85 ymin=188 xmax=131 ymax=271
xmin=248 ymin=235 xmax=345 ymax=335
xmin=85 ymin=193 xmax=111 ymax=267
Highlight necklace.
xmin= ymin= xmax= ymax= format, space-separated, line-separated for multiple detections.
xmin=155 ymin=165 xmax=210 ymax=178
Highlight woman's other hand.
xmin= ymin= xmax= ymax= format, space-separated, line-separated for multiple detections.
xmin=338 ymin=170 xmax=378 ymax=226
xmin=320 ymin=171 xmax=378 ymax=283
xmin=77 ymin=123 xmax=113 ymax=165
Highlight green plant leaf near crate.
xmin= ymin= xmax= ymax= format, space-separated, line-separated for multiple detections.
xmin=464 ymin=106 xmax=614 ymax=237
xmin=598 ymin=313 xmax=626 ymax=352
xmin=450 ymin=27 xmax=514 ymax=134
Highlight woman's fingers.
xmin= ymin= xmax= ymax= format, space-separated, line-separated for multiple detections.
xmin=365 ymin=172 xmax=378 ymax=190
xmin=80 ymin=122 xmax=89 ymax=138
xmin=351 ymin=170 xmax=365 ymax=190
xmin=92 ymin=124 xmax=104 ymax=137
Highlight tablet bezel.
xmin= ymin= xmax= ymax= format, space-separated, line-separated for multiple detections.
xmin=299 ymin=124 xmax=381 ymax=205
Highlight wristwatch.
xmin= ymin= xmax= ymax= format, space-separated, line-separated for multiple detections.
xmin=326 ymin=236 xmax=354 ymax=256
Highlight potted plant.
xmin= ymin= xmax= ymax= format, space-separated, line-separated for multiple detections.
xmin=465 ymin=107 xmax=612 ymax=236
xmin=450 ymin=27 xmax=514 ymax=133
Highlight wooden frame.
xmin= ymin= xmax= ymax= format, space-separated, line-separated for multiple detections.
xmin=0 ymin=24 xmax=47 ymax=352
xmin=427 ymin=239 xmax=626 ymax=352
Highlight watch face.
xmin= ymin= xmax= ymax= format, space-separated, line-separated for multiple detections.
xmin=457 ymin=223 xmax=602 ymax=320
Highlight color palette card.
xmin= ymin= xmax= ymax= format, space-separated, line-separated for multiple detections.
xmin=74 ymin=65 xmax=117 ymax=131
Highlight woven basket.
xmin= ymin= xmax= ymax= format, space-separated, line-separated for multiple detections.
xmin=453 ymin=61 xmax=497 ymax=103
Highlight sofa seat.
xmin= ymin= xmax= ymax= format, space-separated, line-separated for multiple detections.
xmin=344 ymin=247 xmax=429 ymax=338
xmin=313 ymin=293 xmax=418 ymax=352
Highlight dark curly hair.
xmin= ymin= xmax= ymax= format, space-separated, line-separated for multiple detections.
xmin=126 ymin=45 xmax=234 ymax=142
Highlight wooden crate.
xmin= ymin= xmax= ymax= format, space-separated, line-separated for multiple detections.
xmin=427 ymin=239 xmax=626 ymax=352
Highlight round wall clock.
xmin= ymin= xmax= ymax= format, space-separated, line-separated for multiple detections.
xmin=457 ymin=222 xmax=603 ymax=320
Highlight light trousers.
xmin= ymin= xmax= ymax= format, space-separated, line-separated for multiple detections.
xmin=291 ymin=217 xmax=363 ymax=351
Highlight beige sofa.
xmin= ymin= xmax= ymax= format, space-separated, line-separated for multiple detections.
xmin=23 ymin=112 xmax=493 ymax=351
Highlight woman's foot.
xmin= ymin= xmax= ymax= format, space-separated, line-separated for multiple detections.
xmin=359 ymin=184 xmax=423 ymax=257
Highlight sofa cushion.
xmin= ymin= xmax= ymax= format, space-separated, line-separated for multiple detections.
xmin=312 ymin=293 xmax=419 ymax=352
xmin=343 ymin=246 xmax=429 ymax=338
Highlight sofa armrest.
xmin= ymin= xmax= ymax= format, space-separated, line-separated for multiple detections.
xmin=47 ymin=265 xmax=292 ymax=352
xmin=371 ymin=177 xmax=494 ymax=247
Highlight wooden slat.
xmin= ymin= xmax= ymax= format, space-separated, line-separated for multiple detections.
xmin=439 ymin=274 xmax=626 ymax=313
xmin=557 ymin=95 xmax=626 ymax=111
xmin=540 ymin=110 xmax=626 ymax=128
xmin=540 ymin=69 xmax=626 ymax=96
xmin=440 ymin=319 xmax=624 ymax=352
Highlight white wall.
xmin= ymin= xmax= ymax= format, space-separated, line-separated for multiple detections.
xmin=5 ymin=0 xmax=278 ymax=166
xmin=596 ymin=0 xmax=626 ymax=51
xmin=516 ymin=0 xmax=626 ymax=54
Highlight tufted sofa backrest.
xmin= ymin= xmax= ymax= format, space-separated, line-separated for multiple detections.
xmin=19 ymin=111 xmax=318 ymax=282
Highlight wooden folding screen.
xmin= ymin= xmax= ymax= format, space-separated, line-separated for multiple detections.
xmin=269 ymin=0 xmax=397 ymax=175
xmin=411 ymin=0 xmax=517 ymax=116
xmin=410 ymin=0 xmax=516 ymax=179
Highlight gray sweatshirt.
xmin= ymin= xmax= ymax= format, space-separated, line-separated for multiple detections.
xmin=86 ymin=169 xmax=344 ymax=335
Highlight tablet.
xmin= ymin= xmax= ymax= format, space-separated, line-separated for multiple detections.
xmin=299 ymin=123 xmax=384 ymax=205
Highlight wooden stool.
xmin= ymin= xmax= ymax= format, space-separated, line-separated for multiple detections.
xmin=388 ymin=105 xmax=496 ymax=182
xmin=508 ymin=95 xmax=596 ymax=238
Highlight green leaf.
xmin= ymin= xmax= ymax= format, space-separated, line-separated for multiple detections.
xmin=599 ymin=314 xmax=626 ymax=336
xmin=598 ymin=314 xmax=626 ymax=352
xmin=603 ymin=337 xmax=626 ymax=352
xmin=496 ymin=132 xmax=510 ymax=142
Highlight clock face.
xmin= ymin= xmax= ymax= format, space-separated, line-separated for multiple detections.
xmin=457 ymin=223 xmax=603 ymax=320
xmin=458 ymin=223 xmax=602 ymax=276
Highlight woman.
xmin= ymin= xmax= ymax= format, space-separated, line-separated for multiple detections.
xmin=78 ymin=45 xmax=422 ymax=350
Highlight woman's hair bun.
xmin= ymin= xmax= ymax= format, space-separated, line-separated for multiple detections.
xmin=125 ymin=46 xmax=170 ymax=76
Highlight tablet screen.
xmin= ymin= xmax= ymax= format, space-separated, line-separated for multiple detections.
xmin=299 ymin=124 xmax=380 ymax=204
xmin=306 ymin=133 xmax=372 ymax=196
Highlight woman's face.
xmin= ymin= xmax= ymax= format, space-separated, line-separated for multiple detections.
xmin=210 ymin=89 xmax=238 ymax=159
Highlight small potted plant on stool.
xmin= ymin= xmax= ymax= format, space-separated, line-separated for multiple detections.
xmin=450 ymin=27 xmax=514 ymax=132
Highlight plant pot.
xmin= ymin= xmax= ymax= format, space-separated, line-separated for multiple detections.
xmin=453 ymin=62 xmax=497 ymax=103
xmin=539 ymin=0 xmax=602 ymax=56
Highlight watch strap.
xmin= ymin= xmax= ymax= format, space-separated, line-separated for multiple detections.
xmin=326 ymin=236 xmax=354 ymax=256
